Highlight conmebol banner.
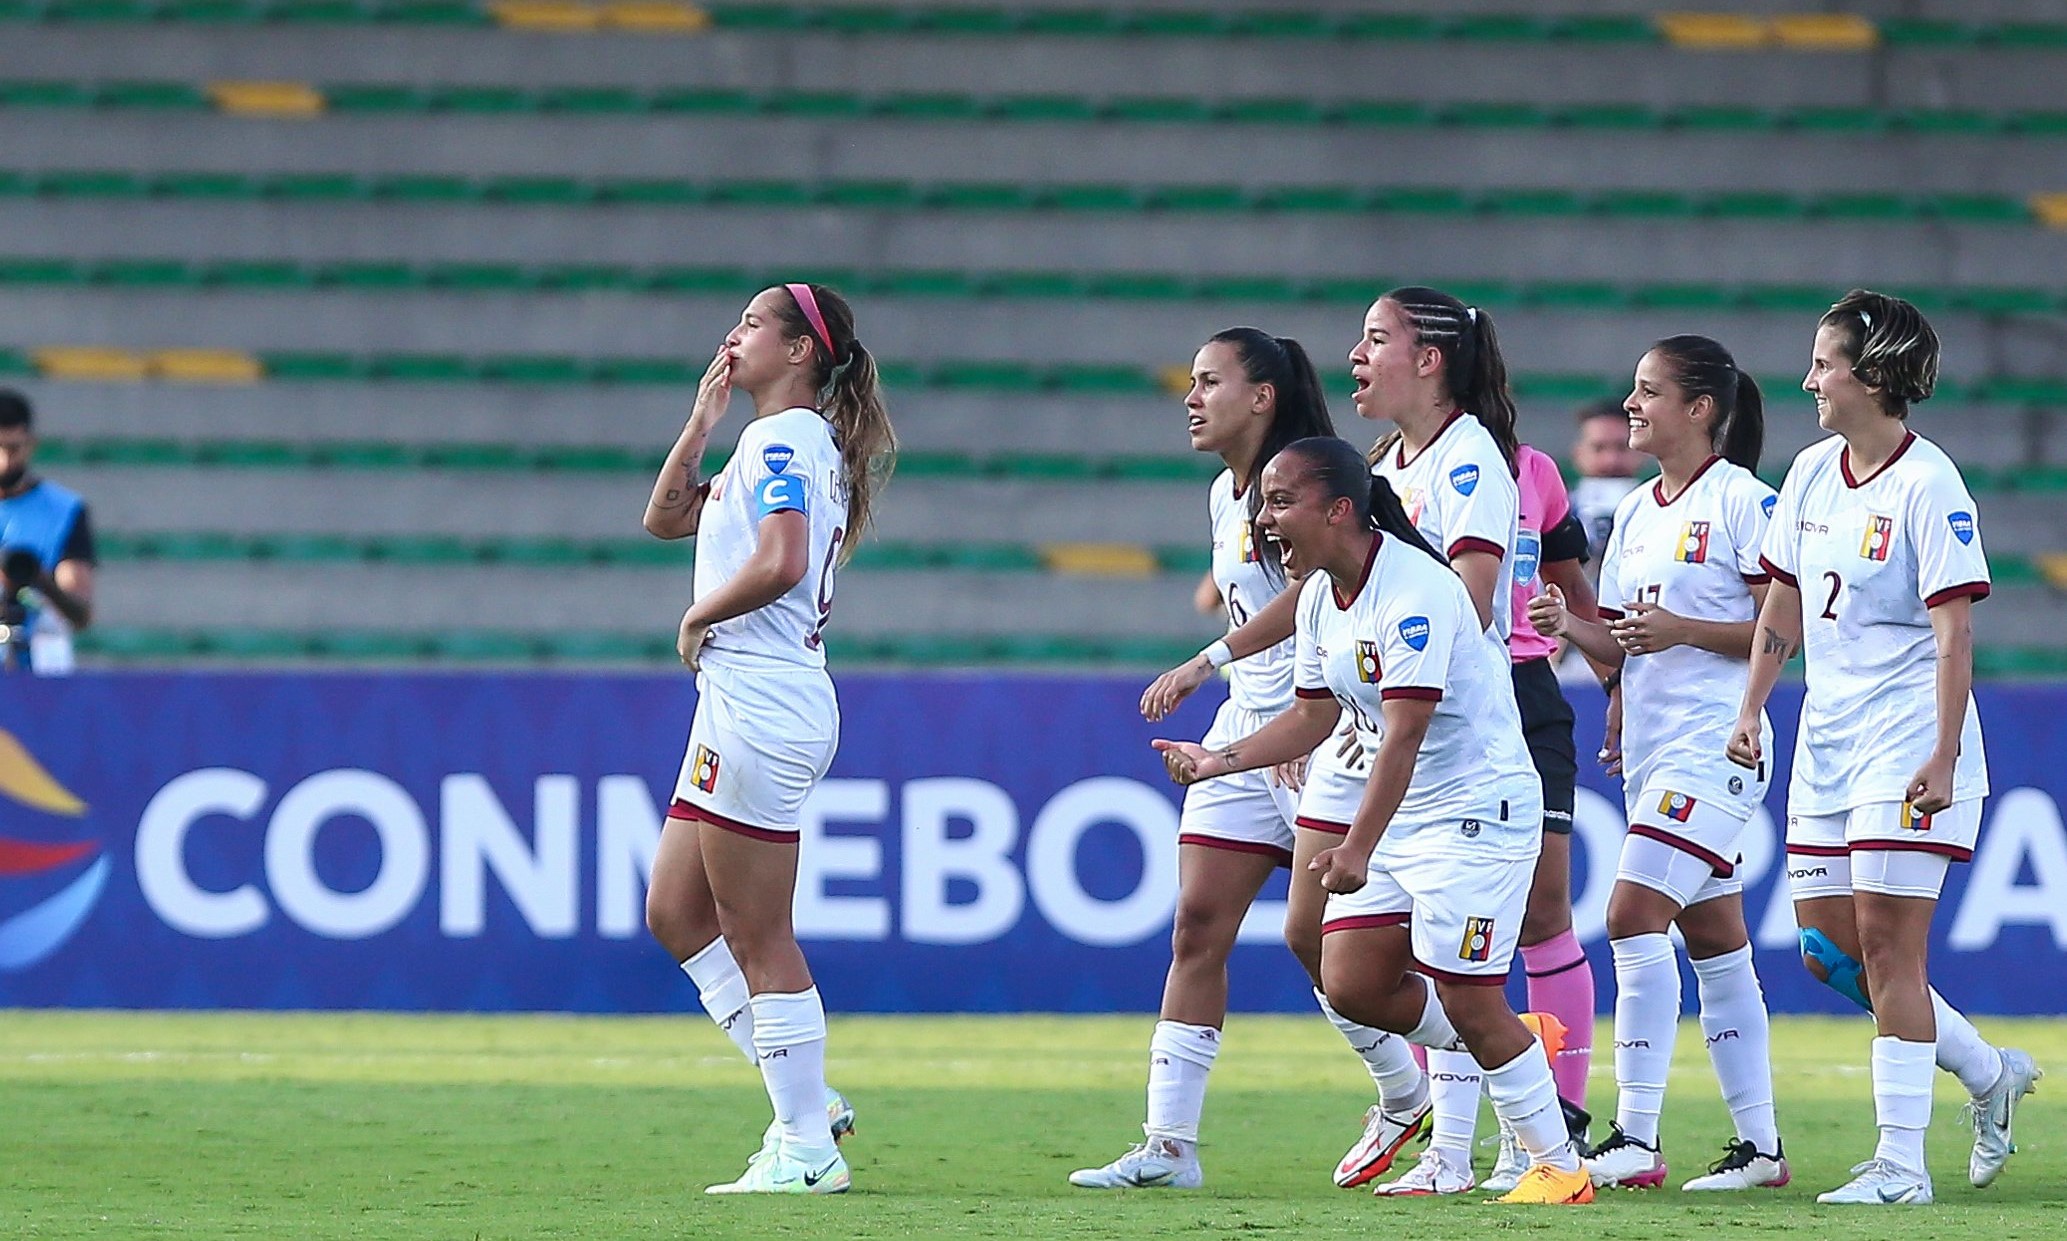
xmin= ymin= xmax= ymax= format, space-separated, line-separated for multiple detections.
xmin=2 ymin=674 xmax=2063 ymax=1013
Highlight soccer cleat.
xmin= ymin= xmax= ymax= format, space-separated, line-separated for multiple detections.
xmin=1480 ymin=1125 xmax=1528 ymax=1194
xmin=1584 ymin=1123 xmax=1667 ymax=1189
xmin=1561 ymin=1096 xmax=1594 ymax=1150
xmin=1494 ymin=1161 xmax=1596 ymax=1204
xmin=751 ymin=1086 xmax=857 ymax=1167
xmin=1334 ymin=1101 xmax=1433 ymax=1188
xmin=1681 ymin=1138 xmax=1790 ymax=1191
xmin=704 ymin=1146 xmax=850 ymax=1195
xmin=1067 ymin=1138 xmax=1203 ymax=1189
xmin=1373 ymin=1147 xmax=1475 ymax=1196
xmin=1815 ymin=1159 xmax=1932 ymax=1205
xmin=1964 ymin=1047 xmax=2040 ymax=1188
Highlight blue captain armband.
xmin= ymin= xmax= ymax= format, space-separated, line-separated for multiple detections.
xmin=754 ymin=473 xmax=809 ymax=519
xmin=1800 ymin=927 xmax=1872 ymax=1012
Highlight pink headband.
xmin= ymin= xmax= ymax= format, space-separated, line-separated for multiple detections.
xmin=786 ymin=282 xmax=841 ymax=364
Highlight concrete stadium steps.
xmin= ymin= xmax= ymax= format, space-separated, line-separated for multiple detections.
xmin=95 ymin=560 xmax=1225 ymax=640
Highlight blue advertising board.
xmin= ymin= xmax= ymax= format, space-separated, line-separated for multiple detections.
xmin=2 ymin=673 xmax=2064 ymax=1013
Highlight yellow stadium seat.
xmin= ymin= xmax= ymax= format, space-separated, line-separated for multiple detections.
xmin=603 ymin=1 xmax=708 ymax=33
xmin=1041 ymin=543 xmax=1160 ymax=576
xmin=490 ymin=1 xmax=602 ymax=31
xmin=209 ymin=81 xmax=326 ymax=118
xmin=1656 ymin=13 xmax=1769 ymax=49
xmin=2030 ymin=192 xmax=2067 ymax=229
xmin=151 ymin=349 xmax=265 ymax=384
xmin=35 ymin=346 xmax=149 ymax=382
xmin=1770 ymin=14 xmax=1878 ymax=51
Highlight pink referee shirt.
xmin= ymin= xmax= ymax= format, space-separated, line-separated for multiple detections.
xmin=1508 ymin=445 xmax=1569 ymax=664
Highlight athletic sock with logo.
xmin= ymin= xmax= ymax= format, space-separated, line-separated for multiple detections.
xmin=1609 ymin=933 xmax=1678 ymax=1147
xmin=751 ymin=988 xmax=835 ymax=1156
xmin=681 ymin=937 xmax=756 ymax=1063
xmin=1930 ymin=988 xmax=2003 ymax=1096
xmin=1425 ymin=1049 xmax=1483 ymax=1163
xmin=1691 ymin=944 xmax=1779 ymax=1152
xmin=1144 ymin=1020 xmax=1219 ymax=1144
xmin=1485 ymin=1039 xmax=1582 ymax=1172
xmin=1522 ymin=928 xmax=1595 ymax=1104
xmin=1871 ymin=1036 xmax=1935 ymax=1174
xmin=1316 ymin=987 xmax=1427 ymax=1113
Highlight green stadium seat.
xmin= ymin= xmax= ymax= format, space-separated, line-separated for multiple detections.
xmin=1555 ymin=103 xmax=1655 ymax=130
xmin=992 ymin=95 xmax=1097 ymax=123
xmin=1670 ymin=105 xmax=1777 ymax=131
xmin=1146 ymin=185 xmax=1246 ymax=211
xmin=1880 ymin=19 xmax=1973 ymax=47
xmin=480 ymin=355 xmax=588 ymax=384
xmin=774 ymin=90 xmax=872 ymax=119
xmin=265 ymin=173 xmax=365 ymax=200
xmin=1439 ymin=101 xmax=1550 ymax=129
xmin=1368 ymin=186 xmax=1472 ymax=214
xmin=40 ymin=169 xmax=150 ymax=197
xmin=374 ymin=174 xmax=480 ymax=202
xmin=1040 ymin=184 xmax=1144 ymax=211
xmin=909 ymin=7 xmax=1019 ymax=36
xmin=1705 ymin=192 xmax=1802 ymax=219
xmin=1021 ymin=9 xmax=1122 ymax=37
xmin=1925 ymin=194 xmax=2028 ymax=222
xmin=1446 ymin=14 xmax=1549 ymax=41
xmin=325 ymin=84 xmax=421 ymax=112
xmin=0 ymin=81 xmax=96 ymax=106
xmin=429 ymin=263 xmax=531 ymax=290
xmin=201 ymin=630 xmax=320 ymax=661
xmin=1547 ymin=14 xmax=1653 ymax=42
xmin=324 ymin=262 xmax=417 ymax=289
xmin=91 ymin=259 xmax=190 ymax=286
xmin=538 ymin=87 xmax=649 ymax=115
xmin=1814 ymin=193 xmax=1913 ymax=220
xmin=925 ymin=183 xmax=1035 ymax=210
xmin=1482 ymin=188 xmax=1586 ymax=216
xmin=1331 ymin=100 xmax=1428 ymax=127
xmin=819 ymin=180 xmax=920 ymax=208
xmin=0 ymin=257 xmax=81 ymax=284
xmin=1051 ymin=364 xmax=1157 ymax=393
xmin=483 ymin=177 xmax=592 ymax=205
xmin=1994 ymin=23 xmax=2067 ymax=48
xmin=1107 ymin=96 xmax=1211 ymax=124
xmin=208 ymin=260 xmax=312 ymax=288
xmin=592 ymin=357 xmax=699 ymax=384
xmin=877 ymin=93 xmax=986 ymax=121
xmin=317 ymin=631 xmax=435 ymax=661
xmin=1194 ymin=274 xmax=1298 ymax=301
xmin=1791 ymin=107 xmax=1886 ymax=133
xmin=370 ymin=353 xmax=477 ymax=382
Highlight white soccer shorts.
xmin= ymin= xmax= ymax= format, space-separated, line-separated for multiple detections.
xmin=1786 ymin=798 xmax=1981 ymax=900
xmin=670 ymin=667 xmax=839 ymax=842
xmin=1178 ymin=703 xmax=1298 ymax=864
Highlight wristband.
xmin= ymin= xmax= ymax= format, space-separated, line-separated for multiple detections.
xmin=1200 ymin=639 xmax=1234 ymax=669
xmin=1603 ymin=670 xmax=1622 ymax=693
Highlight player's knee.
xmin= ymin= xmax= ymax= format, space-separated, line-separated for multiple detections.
xmin=645 ymin=890 xmax=712 ymax=958
xmin=1168 ymin=901 xmax=1238 ymax=968
xmin=1799 ymin=928 xmax=1872 ymax=1011
xmin=1283 ymin=921 xmax=1323 ymax=980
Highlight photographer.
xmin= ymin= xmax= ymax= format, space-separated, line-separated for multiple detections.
xmin=0 ymin=390 xmax=96 ymax=675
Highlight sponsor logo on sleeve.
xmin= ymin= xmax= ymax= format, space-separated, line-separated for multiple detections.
xmin=1948 ymin=511 xmax=1976 ymax=545
xmin=1659 ymin=791 xmax=1696 ymax=822
xmin=1448 ymin=464 xmax=1480 ymax=496
xmin=1512 ymin=530 xmax=1540 ymax=583
xmin=691 ymin=746 xmax=722 ymax=794
xmin=1674 ymin=520 xmax=1711 ymax=564
xmin=1859 ymin=514 xmax=1895 ymax=561
xmin=1397 ymin=616 xmax=1430 ymax=651
xmin=1459 ymin=916 xmax=1495 ymax=962
xmin=762 ymin=444 xmax=795 ymax=474
xmin=1761 ymin=494 xmax=1777 ymax=518
xmin=1355 ymin=640 xmax=1382 ymax=683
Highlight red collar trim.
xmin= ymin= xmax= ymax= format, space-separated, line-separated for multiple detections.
xmin=1332 ymin=532 xmax=1384 ymax=611
xmin=1841 ymin=430 xmax=1916 ymax=489
xmin=1393 ymin=409 xmax=1468 ymax=471
xmin=1652 ymin=455 xmax=1722 ymax=508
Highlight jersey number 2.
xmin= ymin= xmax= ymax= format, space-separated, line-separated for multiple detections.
xmin=1819 ymin=571 xmax=1842 ymax=621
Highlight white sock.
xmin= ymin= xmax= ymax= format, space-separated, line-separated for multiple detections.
xmin=1871 ymin=1036 xmax=1935 ymax=1174
xmin=1144 ymin=1020 xmax=1219 ymax=1144
xmin=1426 ymin=1049 xmax=1483 ymax=1161
xmin=751 ymin=988 xmax=833 ymax=1154
xmin=1690 ymin=945 xmax=1779 ymax=1152
xmin=681 ymin=938 xmax=756 ymax=1063
xmin=1610 ymin=933 xmax=1678 ymax=1147
xmin=1930 ymin=989 xmax=2003 ymax=1096
xmin=1485 ymin=1039 xmax=1580 ymax=1172
xmin=1405 ymin=976 xmax=1466 ymax=1052
xmin=1316 ymin=987 xmax=1427 ymax=1113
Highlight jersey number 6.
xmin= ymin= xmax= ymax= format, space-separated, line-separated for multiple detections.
xmin=806 ymin=527 xmax=845 ymax=650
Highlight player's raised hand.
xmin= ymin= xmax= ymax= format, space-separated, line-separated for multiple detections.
xmin=1528 ymin=582 xmax=1569 ymax=637
xmin=1724 ymin=712 xmax=1762 ymax=769
xmin=1309 ymin=845 xmax=1367 ymax=894
xmin=1141 ymin=657 xmax=1212 ymax=721
xmin=688 ymin=346 xmax=734 ymax=432
xmin=1151 ymin=738 xmax=1213 ymax=785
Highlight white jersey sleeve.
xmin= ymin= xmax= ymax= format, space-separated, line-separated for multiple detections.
xmin=1294 ymin=573 xmax=1330 ymax=700
xmin=1210 ymin=470 xmax=1296 ymax=711
xmin=1908 ymin=464 xmax=1991 ymax=607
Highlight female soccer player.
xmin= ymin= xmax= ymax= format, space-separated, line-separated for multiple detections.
xmin=1072 ymin=329 xmax=1433 ymax=1191
xmin=1730 ymin=290 xmax=2037 ymax=1205
xmin=640 ymin=282 xmax=895 ymax=1196
xmin=1531 ymin=335 xmax=1790 ymax=1192
xmin=1156 ymin=436 xmax=1593 ymax=1206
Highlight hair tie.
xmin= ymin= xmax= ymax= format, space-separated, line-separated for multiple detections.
xmin=1466 ymin=306 xmax=1479 ymax=324
xmin=1857 ymin=308 xmax=1874 ymax=331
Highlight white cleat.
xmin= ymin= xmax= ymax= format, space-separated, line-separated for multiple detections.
xmin=1334 ymin=1101 xmax=1433 ymax=1188
xmin=1584 ymin=1123 xmax=1668 ymax=1189
xmin=705 ymin=1146 xmax=850 ymax=1196
xmin=1681 ymin=1139 xmax=1790 ymax=1191
xmin=1815 ymin=1159 xmax=1932 ymax=1205
xmin=1068 ymin=1137 xmax=1203 ymax=1189
xmin=1479 ymin=1125 xmax=1528 ymax=1194
xmin=1373 ymin=1147 xmax=1476 ymax=1196
xmin=752 ymin=1086 xmax=857 ymax=1166
xmin=1965 ymin=1047 xmax=2040 ymax=1188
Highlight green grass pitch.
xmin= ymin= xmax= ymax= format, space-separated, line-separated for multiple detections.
xmin=1 ymin=1009 xmax=2060 ymax=1238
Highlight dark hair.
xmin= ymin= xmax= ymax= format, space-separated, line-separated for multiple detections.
xmin=1207 ymin=327 xmax=1336 ymax=584
xmin=1277 ymin=436 xmax=1446 ymax=565
xmin=771 ymin=284 xmax=896 ymax=559
xmin=0 ymin=389 xmax=31 ymax=432
xmin=1573 ymin=398 xmax=1627 ymax=427
xmin=1648 ymin=335 xmax=1763 ymax=471
xmin=1367 ymin=286 xmax=1520 ymax=473
xmin=1819 ymin=288 xmax=1939 ymax=419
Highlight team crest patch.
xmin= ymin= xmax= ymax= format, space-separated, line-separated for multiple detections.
xmin=1355 ymin=640 xmax=1382 ymax=683
xmin=1675 ymin=521 xmax=1711 ymax=564
xmin=1948 ymin=511 xmax=1976 ymax=545
xmin=762 ymin=444 xmax=795 ymax=474
xmin=1448 ymin=464 xmax=1480 ymax=496
xmin=1239 ymin=522 xmax=1258 ymax=563
xmin=1900 ymin=802 xmax=1932 ymax=831
xmin=691 ymin=745 xmax=722 ymax=794
xmin=1728 ymin=775 xmax=1744 ymax=795
xmin=1658 ymin=791 xmax=1696 ymax=822
xmin=1397 ymin=616 xmax=1430 ymax=651
xmin=1761 ymin=494 xmax=1777 ymax=517
xmin=1859 ymin=514 xmax=1895 ymax=561
xmin=1460 ymin=819 xmax=1481 ymax=839
xmin=1459 ymin=917 xmax=1495 ymax=963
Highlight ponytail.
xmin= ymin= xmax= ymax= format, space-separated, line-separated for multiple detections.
xmin=774 ymin=283 xmax=897 ymax=559
xmin=1649 ymin=334 xmax=1763 ymax=472
xmin=1373 ymin=286 xmax=1520 ymax=473
xmin=1370 ymin=475 xmax=1446 ymax=564
xmin=1207 ymin=327 xmax=1336 ymax=584
xmin=1279 ymin=436 xmax=1446 ymax=565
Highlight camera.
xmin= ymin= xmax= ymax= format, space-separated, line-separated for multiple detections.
xmin=1 ymin=545 xmax=42 ymax=673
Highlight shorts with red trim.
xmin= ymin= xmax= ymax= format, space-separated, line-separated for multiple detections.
xmin=670 ymin=665 xmax=839 ymax=842
xmin=1786 ymin=798 xmax=1981 ymax=901
xmin=1322 ymin=830 xmax=1536 ymax=984
xmin=1291 ymin=743 xmax=1371 ymax=836
xmin=1178 ymin=702 xmax=1297 ymax=864
xmin=1618 ymin=770 xmax=1765 ymax=908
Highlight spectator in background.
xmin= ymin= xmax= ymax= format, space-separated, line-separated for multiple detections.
xmin=1569 ymin=400 xmax=1643 ymax=565
xmin=0 ymin=390 xmax=95 ymax=674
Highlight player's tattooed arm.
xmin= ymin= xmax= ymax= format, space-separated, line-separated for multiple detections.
xmin=1759 ymin=625 xmax=1799 ymax=661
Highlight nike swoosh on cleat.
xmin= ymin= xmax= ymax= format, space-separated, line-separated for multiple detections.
xmin=803 ymin=1160 xmax=841 ymax=1187
xmin=1876 ymin=1186 xmax=1915 ymax=1203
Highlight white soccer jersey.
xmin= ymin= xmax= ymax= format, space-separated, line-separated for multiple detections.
xmin=1294 ymin=532 xmax=1539 ymax=856
xmin=1209 ymin=469 xmax=1295 ymax=712
xmin=1599 ymin=456 xmax=1777 ymax=801
xmin=693 ymin=407 xmax=849 ymax=674
xmin=1372 ymin=411 xmax=1520 ymax=641
xmin=1760 ymin=431 xmax=1991 ymax=814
